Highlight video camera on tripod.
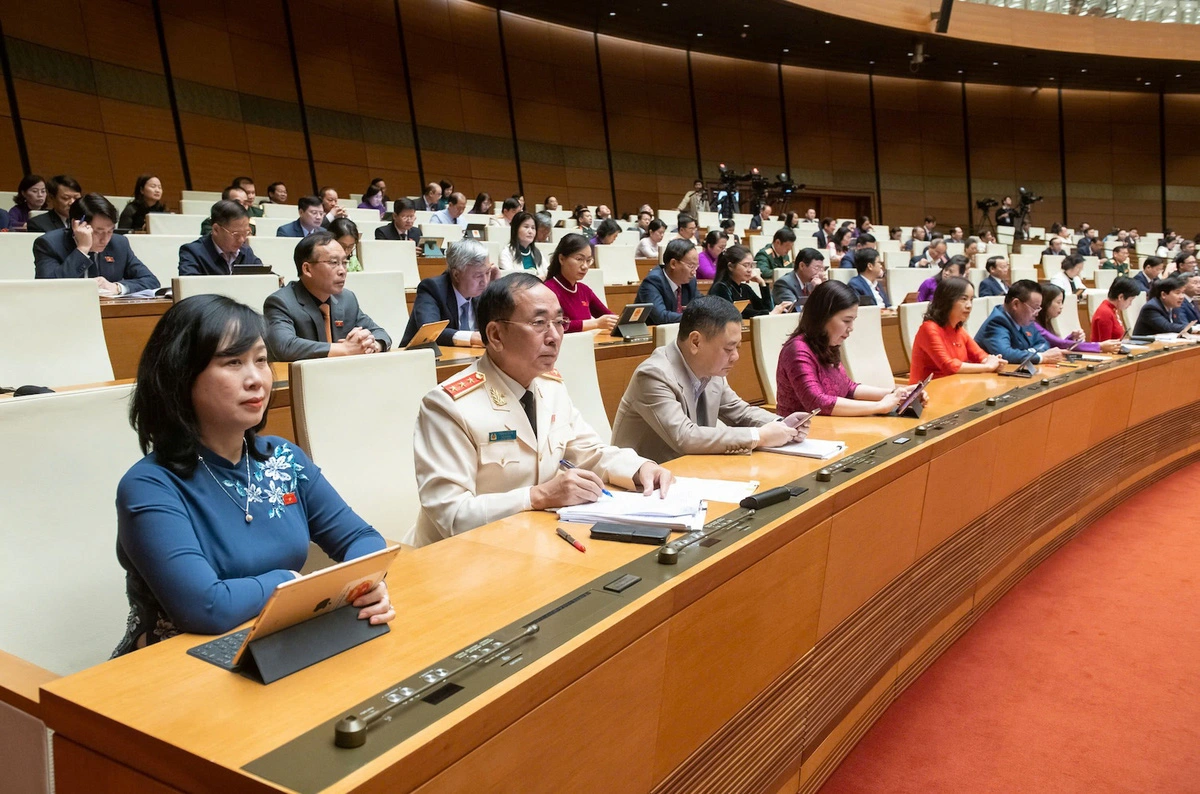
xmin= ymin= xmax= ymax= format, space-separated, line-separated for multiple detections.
xmin=715 ymin=163 xmax=805 ymax=219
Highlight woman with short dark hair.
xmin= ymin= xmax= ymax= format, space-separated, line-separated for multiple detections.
xmin=358 ymin=185 xmax=386 ymax=217
xmin=917 ymin=255 xmax=968 ymax=303
xmin=591 ymin=218 xmax=622 ymax=247
xmin=113 ymin=296 xmax=393 ymax=655
xmin=8 ymin=173 xmax=47 ymax=230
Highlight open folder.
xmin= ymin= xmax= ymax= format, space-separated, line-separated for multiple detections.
xmin=556 ymin=491 xmax=707 ymax=531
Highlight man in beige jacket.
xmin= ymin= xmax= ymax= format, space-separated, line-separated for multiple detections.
xmin=611 ymin=297 xmax=811 ymax=464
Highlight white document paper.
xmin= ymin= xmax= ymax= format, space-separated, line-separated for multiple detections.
xmin=670 ymin=477 xmax=759 ymax=504
xmin=556 ymin=490 xmax=707 ymax=530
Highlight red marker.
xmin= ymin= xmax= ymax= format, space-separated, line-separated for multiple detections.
xmin=556 ymin=527 xmax=586 ymax=553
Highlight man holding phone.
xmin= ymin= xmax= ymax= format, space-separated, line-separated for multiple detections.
xmin=32 ymin=193 xmax=159 ymax=295
xmin=611 ymin=297 xmax=811 ymax=463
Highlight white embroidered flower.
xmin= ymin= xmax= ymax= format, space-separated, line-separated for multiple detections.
xmin=245 ymin=483 xmax=265 ymax=504
xmin=262 ymin=454 xmax=292 ymax=482
xmin=266 ymin=480 xmax=287 ymax=506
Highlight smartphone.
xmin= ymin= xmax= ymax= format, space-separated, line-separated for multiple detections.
xmin=782 ymin=409 xmax=817 ymax=428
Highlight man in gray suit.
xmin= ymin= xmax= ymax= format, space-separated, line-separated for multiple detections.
xmin=263 ymin=231 xmax=391 ymax=362
xmin=771 ymin=247 xmax=827 ymax=308
xmin=610 ymin=297 xmax=811 ymax=464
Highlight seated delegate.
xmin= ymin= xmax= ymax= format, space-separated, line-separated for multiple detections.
xmin=776 ymin=281 xmax=925 ymax=416
xmin=117 ymin=174 xmax=166 ymax=232
xmin=543 ymin=233 xmax=617 ymax=333
xmin=412 ymin=273 xmax=672 ymax=546
xmin=707 ymin=245 xmax=791 ymax=318
xmin=976 ymin=255 xmax=1010 ymax=297
xmin=374 ymin=197 xmax=422 ymax=242
xmin=1133 ymin=276 xmax=1194 ymax=335
xmin=909 ymin=277 xmax=1004 ymax=382
xmin=848 ymin=248 xmax=890 ymax=308
xmin=497 ymin=211 xmax=545 ymax=275
xmin=1049 ymin=254 xmax=1087 ymax=298
xmin=772 ymin=247 xmax=827 ymax=306
xmin=114 ymin=295 xmax=393 ymax=654
xmin=611 ymin=297 xmax=807 ymax=462
xmin=1034 ymin=284 xmax=1122 ymax=354
xmin=179 ymin=200 xmax=263 ymax=276
xmin=400 ymin=239 xmax=496 ymax=348
xmin=276 ymin=195 xmax=326 ymax=238
xmin=263 ymin=231 xmax=391 ymax=362
xmin=635 ymin=238 xmax=700 ymax=325
xmin=916 ymin=255 xmax=967 ymax=303
xmin=32 ymin=193 xmax=160 ymax=295
xmin=974 ymin=280 xmax=1064 ymax=365
xmin=1090 ymin=276 xmax=1139 ymax=342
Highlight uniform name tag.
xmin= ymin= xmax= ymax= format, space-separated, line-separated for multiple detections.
xmin=488 ymin=430 xmax=517 ymax=443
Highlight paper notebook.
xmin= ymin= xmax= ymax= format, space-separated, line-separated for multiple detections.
xmin=556 ymin=491 xmax=707 ymax=531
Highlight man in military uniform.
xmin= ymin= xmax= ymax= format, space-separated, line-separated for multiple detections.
xmin=411 ymin=272 xmax=674 ymax=547
xmin=754 ymin=227 xmax=796 ymax=280
xmin=1100 ymin=243 xmax=1131 ymax=277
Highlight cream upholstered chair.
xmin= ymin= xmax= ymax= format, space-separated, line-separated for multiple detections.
xmin=246 ymin=236 xmax=298 ymax=272
xmin=0 ymin=384 xmax=140 ymax=674
xmin=291 ymin=349 xmax=437 ymax=543
xmin=654 ymin=323 xmax=680 ymax=348
xmin=1010 ymin=267 xmax=1038 ymax=285
xmin=147 ymin=214 xmax=208 ymax=236
xmin=181 ymin=189 xmax=222 ymax=202
xmin=343 ymin=271 xmax=408 ymax=346
xmin=966 ymin=267 xmax=984 ymax=289
xmin=827 ymin=267 xmax=854 ymax=284
xmin=841 ymin=305 xmax=896 ymax=390
xmin=180 ymin=198 xmax=215 ymax=215
xmin=260 ymin=203 xmax=296 ymax=219
xmin=126 ymin=233 xmax=194 ymax=287
xmin=751 ymin=312 xmax=798 ymax=407
xmin=0 ymin=233 xmax=38 ymax=279
xmin=581 ymin=266 xmax=607 ymax=307
xmin=1009 ymin=252 xmax=1039 ymax=269
xmin=1084 ymin=289 xmax=1108 ymax=322
xmin=966 ymin=295 xmax=1003 ymax=337
xmin=897 ymin=301 xmax=929 ymax=367
xmin=1051 ymin=292 xmax=1084 ymax=338
xmin=358 ymin=239 xmax=419 ymax=283
xmin=1093 ymin=269 xmax=1117 ymax=291
xmin=886 ymin=267 xmax=928 ymax=304
xmin=594 ymin=245 xmax=639 ymax=285
xmin=772 ymin=267 xmax=791 ymax=284
xmin=0 ymin=280 xmax=113 ymax=386
xmin=1122 ymin=292 xmax=1146 ymax=330
xmin=172 ymin=275 xmax=279 ymax=312
xmin=250 ymin=217 xmax=289 ymax=237
xmin=555 ymin=331 xmax=612 ymax=443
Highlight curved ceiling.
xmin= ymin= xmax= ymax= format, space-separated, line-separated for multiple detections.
xmin=483 ymin=0 xmax=1200 ymax=93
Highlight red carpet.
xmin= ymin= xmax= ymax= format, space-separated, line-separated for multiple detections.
xmin=819 ymin=462 xmax=1200 ymax=794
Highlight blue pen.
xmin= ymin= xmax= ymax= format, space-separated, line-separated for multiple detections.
xmin=559 ymin=459 xmax=613 ymax=497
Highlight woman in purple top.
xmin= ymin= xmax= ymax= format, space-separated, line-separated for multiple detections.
xmin=7 ymin=174 xmax=47 ymax=230
xmin=696 ymin=229 xmax=728 ymax=280
xmin=357 ymin=185 xmax=386 ymax=217
xmin=917 ymin=255 xmax=968 ymax=303
xmin=1035 ymin=283 xmax=1123 ymax=354
xmin=589 ymin=219 xmax=622 ymax=249
xmin=544 ymin=233 xmax=618 ymax=333
xmin=775 ymin=281 xmax=925 ymax=416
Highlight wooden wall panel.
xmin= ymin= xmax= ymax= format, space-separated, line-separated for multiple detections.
xmin=400 ymin=0 xmax=516 ymax=199
xmin=503 ymin=14 xmax=610 ymax=211
xmin=964 ymin=83 xmax=1062 ymax=232
xmin=598 ymin=36 xmax=695 ymax=215
xmin=0 ymin=0 xmax=184 ymax=202
xmin=874 ymin=75 xmax=968 ymax=231
xmin=691 ymin=52 xmax=786 ymax=195
xmin=782 ymin=66 xmax=875 ymax=203
xmin=1164 ymin=93 xmax=1200 ymax=237
xmin=0 ymin=40 xmax=26 ymax=191
xmin=1061 ymin=88 xmax=1160 ymax=234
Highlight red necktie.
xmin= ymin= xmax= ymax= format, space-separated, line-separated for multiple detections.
xmin=675 ymin=287 xmax=682 ymax=312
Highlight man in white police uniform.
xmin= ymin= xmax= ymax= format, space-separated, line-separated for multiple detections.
xmin=411 ymin=272 xmax=674 ymax=546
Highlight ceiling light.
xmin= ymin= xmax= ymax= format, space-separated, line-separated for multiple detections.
xmin=608 ymin=11 xmax=616 ymax=16
xmin=992 ymin=61 xmax=999 ymax=66
xmin=824 ymin=39 xmax=831 ymax=44
xmin=743 ymin=23 xmax=750 ymax=28
xmin=958 ymin=69 xmax=964 ymax=74
xmin=1081 ymin=68 xmax=1087 ymax=73
xmin=907 ymin=52 xmax=913 ymax=56
xmin=1145 ymin=81 xmax=1152 ymax=85
xmin=782 ymin=48 xmax=789 ymax=53
xmin=696 ymin=32 xmax=703 ymax=37
xmin=1049 ymin=76 xmax=1056 ymax=80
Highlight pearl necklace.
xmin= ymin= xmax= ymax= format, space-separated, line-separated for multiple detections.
xmin=553 ymin=276 xmax=577 ymax=293
xmin=199 ymin=438 xmax=254 ymax=523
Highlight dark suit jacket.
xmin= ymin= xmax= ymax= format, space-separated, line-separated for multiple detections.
xmin=0 ymin=207 xmax=8 ymax=230
xmin=276 ymin=219 xmax=321 ymax=238
xmin=1133 ymin=298 xmax=1187 ymax=335
xmin=1180 ymin=298 xmax=1200 ymax=325
xmin=33 ymin=228 xmax=159 ymax=292
xmin=635 ymin=266 xmax=699 ymax=325
xmin=417 ymin=198 xmax=439 ymax=212
xmin=1134 ymin=271 xmax=1154 ymax=293
xmin=28 ymin=212 xmax=69 ymax=234
xmin=815 ymin=229 xmax=828 ymax=249
xmin=263 ymin=280 xmax=391 ymax=361
xmin=977 ymin=276 xmax=1009 ymax=297
xmin=400 ymin=272 xmax=476 ymax=347
xmin=848 ymin=274 xmax=890 ymax=307
xmin=375 ymin=223 xmax=422 ymax=243
xmin=975 ymin=305 xmax=1051 ymax=363
xmin=178 ymin=235 xmax=263 ymax=276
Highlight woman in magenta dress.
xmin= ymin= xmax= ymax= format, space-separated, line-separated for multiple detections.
xmin=543 ymin=233 xmax=619 ymax=333
xmin=696 ymin=230 xmax=728 ymax=280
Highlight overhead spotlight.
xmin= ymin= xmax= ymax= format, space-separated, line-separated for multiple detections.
xmin=1049 ymin=76 xmax=1056 ymax=81
xmin=608 ymin=11 xmax=616 ymax=16
xmin=697 ymin=32 xmax=704 ymax=37
xmin=992 ymin=61 xmax=999 ymax=66
xmin=824 ymin=39 xmax=831 ymax=44
xmin=1081 ymin=68 xmax=1087 ymax=73
xmin=743 ymin=23 xmax=750 ymax=28
xmin=782 ymin=48 xmax=789 ymax=53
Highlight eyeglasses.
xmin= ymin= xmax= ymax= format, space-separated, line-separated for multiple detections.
xmin=313 ymin=259 xmax=348 ymax=268
xmin=497 ymin=318 xmax=568 ymax=334
xmin=216 ymin=224 xmax=252 ymax=240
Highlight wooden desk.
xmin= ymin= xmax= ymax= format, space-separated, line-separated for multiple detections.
xmin=37 ymin=343 xmax=1200 ymax=794
xmin=99 ymin=298 xmax=173 ymax=380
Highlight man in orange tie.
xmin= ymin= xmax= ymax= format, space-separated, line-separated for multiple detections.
xmin=263 ymin=231 xmax=391 ymax=361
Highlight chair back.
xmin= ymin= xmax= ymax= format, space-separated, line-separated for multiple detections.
xmin=1122 ymin=292 xmax=1146 ymax=330
xmin=554 ymin=332 xmax=611 ymax=443
xmin=1093 ymin=269 xmax=1117 ymax=291
xmin=0 ymin=385 xmax=141 ymax=674
xmin=147 ymin=214 xmax=207 ymax=236
xmin=246 ymin=236 xmax=299 ymax=271
xmin=581 ymin=266 xmax=607 ymax=307
xmin=885 ymin=267 xmax=928 ymax=304
xmin=0 ymin=233 xmax=38 ymax=279
xmin=828 ymin=268 xmax=854 ymax=284
xmin=249 ymin=218 xmax=289 ymax=237
xmin=898 ymin=301 xmax=929 ymax=367
xmin=750 ymin=312 xmax=798 ymax=405
xmin=343 ymin=271 xmax=409 ymax=345
xmin=593 ymin=245 xmax=639 ymax=285
xmin=654 ymin=323 xmax=680 ymax=348
xmin=841 ymin=305 xmax=894 ymax=389
xmin=0 ymin=280 xmax=113 ymax=386
xmin=290 ymin=349 xmax=437 ymax=542
xmin=966 ymin=295 xmax=1003 ymax=337
xmin=172 ymin=275 xmax=279 ymax=311
xmin=260 ymin=203 xmax=297 ymax=219
xmin=358 ymin=239 xmax=419 ymax=282
xmin=1051 ymin=292 xmax=1083 ymax=338
xmin=126 ymin=234 xmax=194 ymax=287
xmin=1085 ymin=289 xmax=1108 ymax=321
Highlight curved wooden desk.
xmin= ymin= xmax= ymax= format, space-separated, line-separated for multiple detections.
xmin=39 ymin=343 xmax=1200 ymax=794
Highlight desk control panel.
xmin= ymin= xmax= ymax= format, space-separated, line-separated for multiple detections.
xmin=244 ymin=348 xmax=1167 ymax=792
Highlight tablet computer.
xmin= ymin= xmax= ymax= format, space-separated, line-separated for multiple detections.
xmin=998 ymin=349 xmax=1037 ymax=378
xmin=889 ymin=374 xmax=932 ymax=418
xmin=405 ymin=320 xmax=450 ymax=349
xmin=733 ymin=299 xmax=751 ymax=313
xmin=611 ymin=303 xmax=653 ymax=340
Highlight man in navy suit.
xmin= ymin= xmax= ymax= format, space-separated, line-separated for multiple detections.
xmin=400 ymin=239 xmax=496 ymax=348
xmin=178 ymin=200 xmax=263 ymax=276
xmin=27 ymin=175 xmax=82 ymax=234
xmin=1133 ymin=256 xmax=1164 ymax=294
xmin=974 ymin=280 xmax=1064 ymax=365
xmin=977 ymin=255 xmax=1010 ymax=297
xmin=33 ymin=193 xmax=159 ymax=294
xmin=848 ymin=249 xmax=890 ymax=307
xmin=635 ymin=238 xmax=700 ymax=325
xmin=276 ymin=195 xmax=326 ymax=238
xmin=375 ymin=198 xmax=423 ymax=242
xmin=1178 ymin=272 xmax=1200 ymax=325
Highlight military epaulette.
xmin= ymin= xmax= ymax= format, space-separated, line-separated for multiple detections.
xmin=539 ymin=369 xmax=564 ymax=382
xmin=442 ymin=371 xmax=485 ymax=400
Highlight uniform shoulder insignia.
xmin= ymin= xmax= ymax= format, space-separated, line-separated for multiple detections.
xmin=540 ymin=369 xmax=564 ymax=382
xmin=442 ymin=371 xmax=486 ymax=400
